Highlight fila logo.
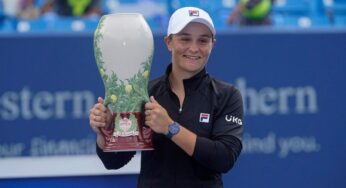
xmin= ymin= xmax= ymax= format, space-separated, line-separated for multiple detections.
xmin=199 ymin=113 xmax=210 ymax=123
xmin=225 ymin=115 xmax=243 ymax=125
xmin=189 ymin=10 xmax=199 ymax=17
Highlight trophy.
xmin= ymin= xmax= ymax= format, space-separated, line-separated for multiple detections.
xmin=93 ymin=13 xmax=154 ymax=151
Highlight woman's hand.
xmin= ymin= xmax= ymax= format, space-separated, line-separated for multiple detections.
xmin=144 ymin=96 xmax=173 ymax=135
xmin=89 ymin=97 xmax=113 ymax=148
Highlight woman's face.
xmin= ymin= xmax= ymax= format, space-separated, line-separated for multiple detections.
xmin=165 ymin=22 xmax=215 ymax=77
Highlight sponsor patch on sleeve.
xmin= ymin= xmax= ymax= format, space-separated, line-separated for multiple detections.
xmin=225 ymin=115 xmax=243 ymax=125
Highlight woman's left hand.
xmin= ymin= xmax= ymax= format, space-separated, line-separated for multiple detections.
xmin=144 ymin=96 xmax=173 ymax=135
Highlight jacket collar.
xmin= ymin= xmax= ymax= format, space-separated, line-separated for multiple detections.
xmin=164 ymin=63 xmax=208 ymax=93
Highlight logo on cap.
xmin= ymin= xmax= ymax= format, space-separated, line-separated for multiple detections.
xmin=189 ymin=10 xmax=199 ymax=17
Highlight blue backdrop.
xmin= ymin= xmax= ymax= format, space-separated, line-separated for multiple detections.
xmin=1 ymin=29 xmax=346 ymax=187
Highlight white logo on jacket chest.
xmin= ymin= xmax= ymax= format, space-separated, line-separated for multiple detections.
xmin=225 ymin=115 xmax=243 ymax=125
xmin=199 ymin=113 xmax=210 ymax=123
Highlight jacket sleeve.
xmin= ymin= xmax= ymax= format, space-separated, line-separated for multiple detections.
xmin=192 ymin=87 xmax=244 ymax=173
xmin=96 ymin=144 xmax=136 ymax=170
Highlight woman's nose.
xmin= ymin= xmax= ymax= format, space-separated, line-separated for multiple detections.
xmin=188 ymin=41 xmax=199 ymax=53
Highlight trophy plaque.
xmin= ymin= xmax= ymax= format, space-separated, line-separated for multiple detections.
xmin=93 ymin=13 xmax=154 ymax=151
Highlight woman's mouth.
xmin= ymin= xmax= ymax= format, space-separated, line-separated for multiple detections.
xmin=183 ymin=55 xmax=200 ymax=60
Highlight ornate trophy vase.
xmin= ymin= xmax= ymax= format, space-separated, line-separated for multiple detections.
xmin=93 ymin=13 xmax=154 ymax=151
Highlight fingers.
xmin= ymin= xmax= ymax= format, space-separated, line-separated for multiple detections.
xmin=144 ymin=102 xmax=153 ymax=111
xmin=144 ymin=109 xmax=153 ymax=116
xmin=145 ymin=96 xmax=159 ymax=109
xmin=145 ymin=96 xmax=162 ymax=118
xmin=91 ymin=107 xmax=107 ymax=116
xmin=144 ymin=98 xmax=160 ymax=128
xmin=90 ymin=112 xmax=107 ymax=135
xmin=89 ymin=113 xmax=106 ymax=126
xmin=92 ymin=97 xmax=107 ymax=112
xmin=144 ymin=106 xmax=154 ymax=127
xmin=91 ymin=113 xmax=106 ymax=122
xmin=95 ymin=102 xmax=107 ymax=112
xmin=90 ymin=108 xmax=107 ymax=122
xmin=89 ymin=97 xmax=110 ymax=134
xmin=145 ymin=113 xmax=152 ymax=122
xmin=150 ymin=96 xmax=158 ymax=104
xmin=98 ymin=97 xmax=104 ymax=104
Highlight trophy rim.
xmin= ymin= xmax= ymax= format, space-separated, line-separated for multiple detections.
xmin=103 ymin=13 xmax=145 ymax=18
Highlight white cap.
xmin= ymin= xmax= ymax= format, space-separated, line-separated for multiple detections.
xmin=167 ymin=7 xmax=215 ymax=36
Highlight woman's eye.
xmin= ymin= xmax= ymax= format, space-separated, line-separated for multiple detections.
xmin=199 ymin=38 xmax=210 ymax=44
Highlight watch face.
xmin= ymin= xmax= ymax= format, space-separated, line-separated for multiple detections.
xmin=169 ymin=123 xmax=179 ymax=134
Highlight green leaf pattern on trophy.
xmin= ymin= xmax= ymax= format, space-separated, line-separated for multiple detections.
xmin=94 ymin=15 xmax=152 ymax=114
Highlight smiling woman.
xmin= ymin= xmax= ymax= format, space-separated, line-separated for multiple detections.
xmin=91 ymin=7 xmax=244 ymax=188
xmin=165 ymin=22 xmax=215 ymax=79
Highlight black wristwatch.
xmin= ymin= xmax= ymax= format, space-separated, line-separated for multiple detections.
xmin=166 ymin=122 xmax=180 ymax=139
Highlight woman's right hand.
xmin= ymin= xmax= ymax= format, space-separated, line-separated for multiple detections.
xmin=89 ymin=97 xmax=113 ymax=148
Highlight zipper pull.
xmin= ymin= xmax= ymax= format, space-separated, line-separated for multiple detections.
xmin=179 ymin=107 xmax=182 ymax=113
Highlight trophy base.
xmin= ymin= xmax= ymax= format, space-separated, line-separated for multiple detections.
xmin=101 ymin=123 xmax=154 ymax=152
xmin=100 ymin=112 xmax=154 ymax=152
xmin=103 ymin=135 xmax=154 ymax=152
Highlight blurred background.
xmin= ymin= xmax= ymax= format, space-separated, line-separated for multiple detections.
xmin=1 ymin=0 xmax=346 ymax=32
xmin=1 ymin=0 xmax=346 ymax=188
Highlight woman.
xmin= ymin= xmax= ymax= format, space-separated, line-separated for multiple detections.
xmin=89 ymin=7 xmax=244 ymax=188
